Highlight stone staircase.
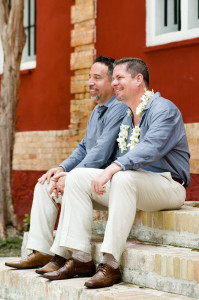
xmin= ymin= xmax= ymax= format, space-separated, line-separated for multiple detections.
xmin=0 ymin=202 xmax=199 ymax=299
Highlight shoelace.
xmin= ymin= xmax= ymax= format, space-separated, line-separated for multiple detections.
xmin=51 ymin=255 xmax=58 ymax=262
xmin=96 ymin=263 xmax=108 ymax=274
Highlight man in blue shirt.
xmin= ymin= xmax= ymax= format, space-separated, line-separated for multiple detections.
xmin=5 ymin=56 xmax=127 ymax=270
xmin=40 ymin=58 xmax=190 ymax=288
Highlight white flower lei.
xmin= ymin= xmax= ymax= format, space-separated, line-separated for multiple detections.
xmin=117 ymin=89 xmax=154 ymax=152
xmin=117 ymin=124 xmax=130 ymax=153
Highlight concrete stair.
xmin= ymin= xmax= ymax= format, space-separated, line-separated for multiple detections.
xmin=93 ymin=239 xmax=199 ymax=299
xmin=1 ymin=202 xmax=199 ymax=299
xmin=0 ymin=259 xmax=196 ymax=300
xmin=92 ymin=202 xmax=199 ymax=249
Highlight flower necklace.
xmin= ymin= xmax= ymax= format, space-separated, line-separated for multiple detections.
xmin=117 ymin=89 xmax=154 ymax=153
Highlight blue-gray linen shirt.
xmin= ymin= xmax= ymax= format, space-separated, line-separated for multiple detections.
xmin=59 ymin=95 xmax=127 ymax=171
xmin=114 ymin=92 xmax=190 ymax=186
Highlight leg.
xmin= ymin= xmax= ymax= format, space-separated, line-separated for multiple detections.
xmin=101 ymin=170 xmax=186 ymax=261
xmin=27 ymin=180 xmax=63 ymax=255
xmin=85 ymin=170 xmax=185 ymax=288
xmin=50 ymin=168 xmax=109 ymax=255
xmin=44 ymin=168 xmax=108 ymax=280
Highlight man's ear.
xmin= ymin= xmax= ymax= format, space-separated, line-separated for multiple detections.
xmin=136 ymin=73 xmax=143 ymax=86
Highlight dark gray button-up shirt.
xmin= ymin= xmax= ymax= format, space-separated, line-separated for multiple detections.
xmin=115 ymin=92 xmax=190 ymax=186
xmin=59 ymin=95 xmax=127 ymax=171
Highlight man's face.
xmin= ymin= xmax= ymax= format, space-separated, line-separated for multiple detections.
xmin=112 ymin=64 xmax=138 ymax=103
xmin=88 ymin=63 xmax=113 ymax=105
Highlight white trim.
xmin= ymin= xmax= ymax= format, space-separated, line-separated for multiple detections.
xmin=0 ymin=41 xmax=36 ymax=75
xmin=146 ymin=0 xmax=199 ymax=47
xmin=20 ymin=60 xmax=36 ymax=71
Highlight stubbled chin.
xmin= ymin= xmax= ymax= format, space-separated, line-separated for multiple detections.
xmin=90 ymin=96 xmax=99 ymax=103
xmin=115 ymin=94 xmax=123 ymax=101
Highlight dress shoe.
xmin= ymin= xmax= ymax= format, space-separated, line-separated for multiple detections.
xmin=43 ymin=257 xmax=96 ymax=280
xmin=5 ymin=251 xmax=52 ymax=269
xmin=85 ymin=263 xmax=121 ymax=288
xmin=36 ymin=255 xmax=66 ymax=275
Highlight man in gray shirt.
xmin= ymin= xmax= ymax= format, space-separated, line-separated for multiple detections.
xmin=5 ymin=56 xmax=127 ymax=270
xmin=39 ymin=58 xmax=190 ymax=288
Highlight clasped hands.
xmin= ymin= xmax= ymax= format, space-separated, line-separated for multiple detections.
xmin=38 ymin=167 xmax=67 ymax=198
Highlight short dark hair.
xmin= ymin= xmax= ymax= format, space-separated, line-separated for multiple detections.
xmin=114 ymin=57 xmax=149 ymax=88
xmin=94 ymin=55 xmax=115 ymax=80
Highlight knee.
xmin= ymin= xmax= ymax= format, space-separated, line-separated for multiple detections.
xmin=34 ymin=180 xmax=52 ymax=193
xmin=111 ymin=171 xmax=135 ymax=188
xmin=65 ymin=168 xmax=90 ymax=189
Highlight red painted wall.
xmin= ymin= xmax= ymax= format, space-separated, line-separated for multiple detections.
xmin=96 ymin=0 xmax=199 ymax=123
xmin=16 ymin=0 xmax=72 ymax=131
xmin=12 ymin=171 xmax=43 ymax=225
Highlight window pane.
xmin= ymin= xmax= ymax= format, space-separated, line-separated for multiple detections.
xmin=155 ymin=0 xmax=179 ymax=35
xmin=22 ymin=0 xmax=36 ymax=63
xmin=188 ymin=0 xmax=199 ymax=29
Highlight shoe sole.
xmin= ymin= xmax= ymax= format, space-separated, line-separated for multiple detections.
xmin=85 ymin=278 xmax=121 ymax=289
xmin=35 ymin=269 xmax=45 ymax=275
xmin=43 ymin=272 xmax=95 ymax=281
xmin=5 ymin=263 xmax=43 ymax=270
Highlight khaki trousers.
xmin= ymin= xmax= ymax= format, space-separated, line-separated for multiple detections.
xmin=50 ymin=168 xmax=186 ymax=262
xmin=26 ymin=181 xmax=71 ymax=258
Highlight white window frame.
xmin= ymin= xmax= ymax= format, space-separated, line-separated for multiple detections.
xmin=146 ymin=0 xmax=199 ymax=47
xmin=0 ymin=0 xmax=36 ymax=74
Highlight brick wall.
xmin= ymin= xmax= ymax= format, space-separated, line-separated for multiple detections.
xmin=184 ymin=123 xmax=199 ymax=174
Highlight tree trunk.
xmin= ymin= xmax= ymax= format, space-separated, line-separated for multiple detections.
xmin=0 ymin=0 xmax=26 ymax=239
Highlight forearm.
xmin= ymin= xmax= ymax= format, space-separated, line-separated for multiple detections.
xmin=104 ymin=163 xmax=122 ymax=179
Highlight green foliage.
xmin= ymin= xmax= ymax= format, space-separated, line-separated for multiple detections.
xmin=0 ymin=237 xmax=22 ymax=256
xmin=23 ymin=214 xmax=30 ymax=232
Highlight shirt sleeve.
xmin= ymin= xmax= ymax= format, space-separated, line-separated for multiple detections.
xmin=115 ymin=104 xmax=184 ymax=171
xmin=75 ymin=103 xmax=127 ymax=169
xmin=59 ymin=137 xmax=87 ymax=172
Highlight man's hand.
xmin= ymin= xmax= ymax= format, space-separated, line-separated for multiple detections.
xmin=50 ymin=172 xmax=68 ymax=198
xmin=38 ymin=166 xmax=64 ymax=185
xmin=91 ymin=163 xmax=122 ymax=195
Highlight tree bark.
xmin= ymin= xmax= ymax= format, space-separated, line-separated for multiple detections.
xmin=0 ymin=0 xmax=26 ymax=239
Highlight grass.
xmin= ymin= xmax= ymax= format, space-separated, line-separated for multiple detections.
xmin=0 ymin=237 xmax=22 ymax=257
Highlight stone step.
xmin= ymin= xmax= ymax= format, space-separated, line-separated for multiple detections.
xmin=92 ymin=202 xmax=199 ymax=249
xmin=20 ymin=237 xmax=199 ymax=299
xmin=0 ymin=258 xmax=196 ymax=300
xmin=91 ymin=239 xmax=199 ymax=299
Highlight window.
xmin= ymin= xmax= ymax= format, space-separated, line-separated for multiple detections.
xmin=146 ymin=0 xmax=199 ymax=46
xmin=22 ymin=0 xmax=36 ymax=69
xmin=0 ymin=0 xmax=36 ymax=73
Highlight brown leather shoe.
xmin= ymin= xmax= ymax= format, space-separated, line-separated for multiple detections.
xmin=42 ymin=257 xmax=96 ymax=280
xmin=36 ymin=255 xmax=66 ymax=275
xmin=5 ymin=251 xmax=53 ymax=269
xmin=85 ymin=263 xmax=121 ymax=288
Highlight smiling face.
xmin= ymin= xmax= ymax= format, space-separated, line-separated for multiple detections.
xmin=112 ymin=63 xmax=143 ymax=104
xmin=88 ymin=63 xmax=114 ymax=105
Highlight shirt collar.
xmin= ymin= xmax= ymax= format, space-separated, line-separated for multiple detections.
xmin=144 ymin=92 xmax=160 ymax=111
xmin=96 ymin=95 xmax=116 ymax=117
xmin=96 ymin=94 xmax=116 ymax=110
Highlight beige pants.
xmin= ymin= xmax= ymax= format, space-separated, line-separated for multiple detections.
xmin=49 ymin=168 xmax=186 ymax=262
xmin=26 ymin=180 xmax=72 ymax=258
